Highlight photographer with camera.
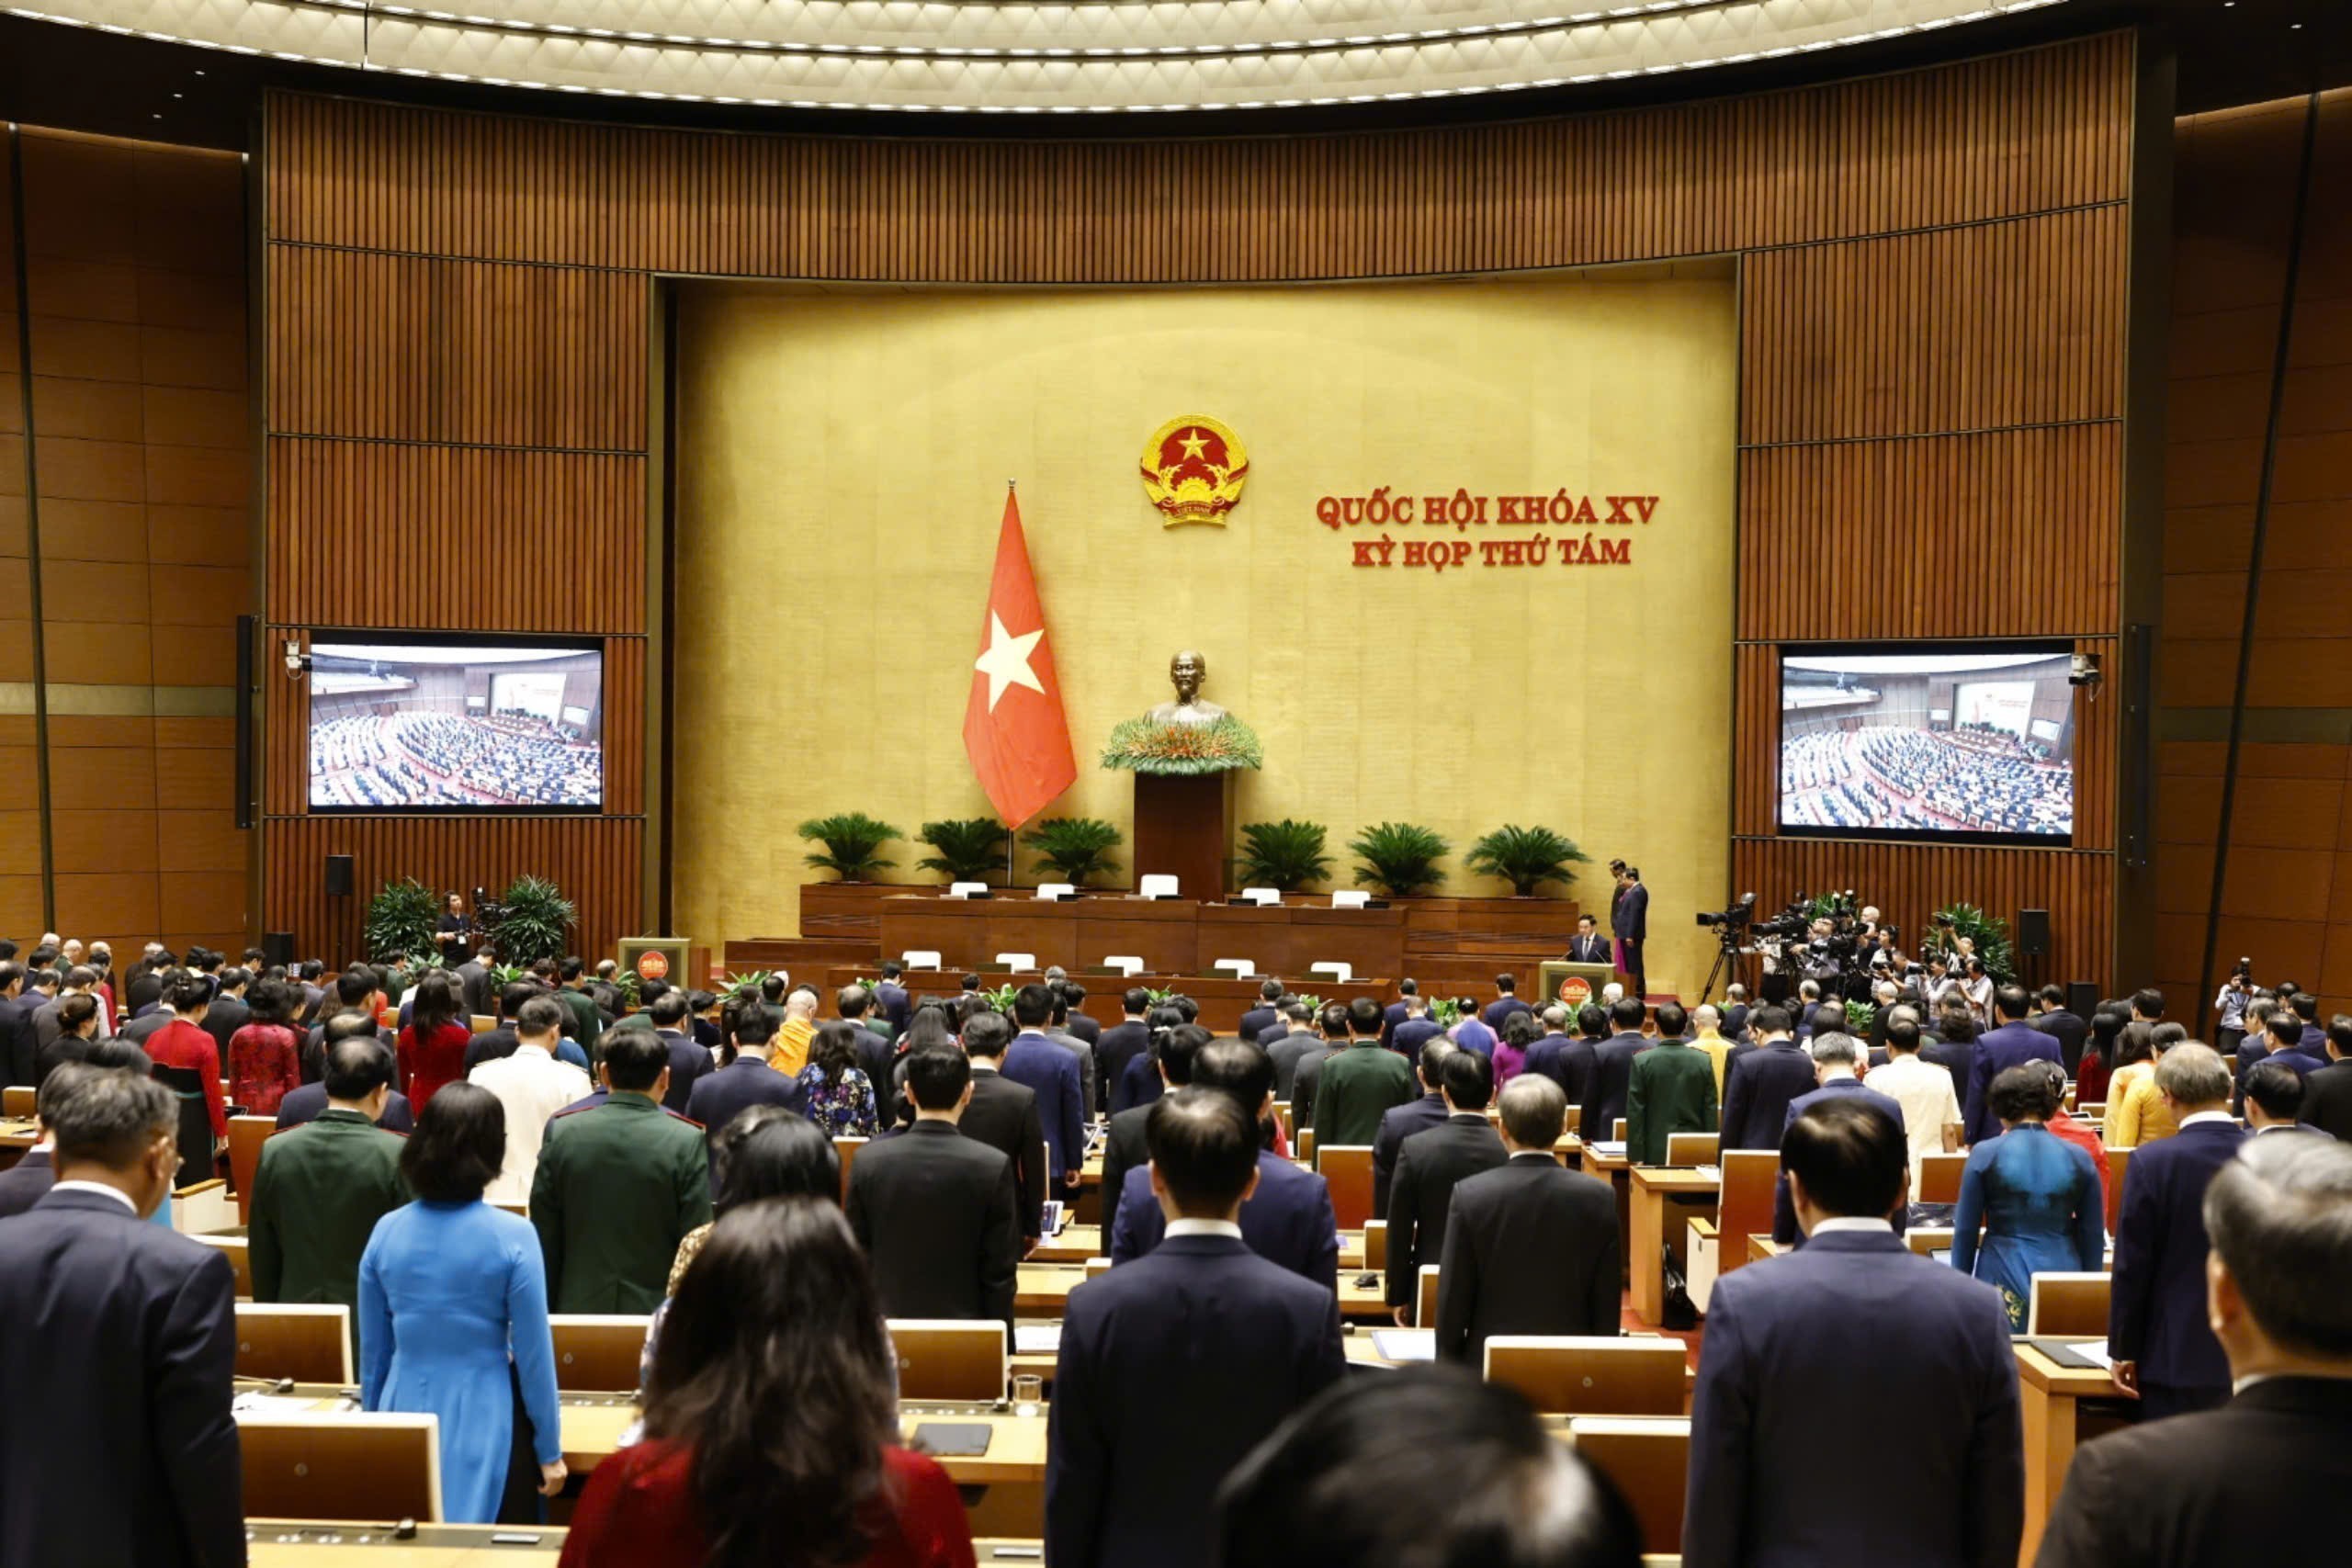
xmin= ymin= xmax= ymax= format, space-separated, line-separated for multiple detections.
xmin=2213 ymin=959 xmax=2255 ymax=1057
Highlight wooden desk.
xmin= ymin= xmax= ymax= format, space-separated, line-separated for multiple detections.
xmin=0 ymin=1117 xmax=36 ymax=1172
xmin=1017 ymin=1262 xmax=1389 ymax=1320
xmin=1627 ymin=1167 xmax=1721 ymax=1326
xmin=2016 ymin=1342 xmax=2122 ymax=1567
xmin=876 ymin=896 xmax=1408 ymax=987
xmin=1034 ymin=1224 xmax=1365 ymax=1271
xmin=1586 ymin=1146 xmax=1633 ymax=1284
xmin=248 ymin=1522 xmax=562 ymax=1565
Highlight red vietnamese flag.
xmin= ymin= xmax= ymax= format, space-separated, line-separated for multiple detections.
xmin=963 ymin=486 xmax=1076 ymax=829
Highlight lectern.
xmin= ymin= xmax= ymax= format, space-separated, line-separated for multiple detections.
xmin=1132 ymin=773 xmax=1234 ymax=902
xmin=1538 ymin=959 xmax=1622 ymax=1012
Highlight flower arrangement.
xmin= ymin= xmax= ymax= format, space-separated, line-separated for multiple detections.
xmin=1099 ymin=715 xmax=1264 ymax=774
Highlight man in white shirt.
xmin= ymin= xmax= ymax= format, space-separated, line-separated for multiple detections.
xmin=468 ymin=994 xmax=590 ymax=1206
xmin=1867 ymin=1006 xmax=1962 ymax=1188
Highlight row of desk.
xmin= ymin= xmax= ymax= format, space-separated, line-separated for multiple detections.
xmin=876 ymin=895 xmax=1413 ymax=981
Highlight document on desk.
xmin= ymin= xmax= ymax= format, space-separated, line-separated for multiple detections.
xmin=1587 ymin=1141 xmax=1628 ymax=1158
xmin=232 ymin=1393 xmax=342 ymax=1419
xmin=1013 ymin=1325 xmax=1062 ymax=1355
xmin=1694 ymin=1165 xmax=1723 ymax=1182
xmin=1369 ymin=1330 xmax=1435 ymax=1362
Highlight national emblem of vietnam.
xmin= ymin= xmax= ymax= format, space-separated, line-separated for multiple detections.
xmin=1139 ymin=416 xmax=1248 ymax=527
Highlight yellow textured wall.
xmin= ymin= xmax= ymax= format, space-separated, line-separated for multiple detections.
xmin=672 ymin=270 xmax=1736 ymax=991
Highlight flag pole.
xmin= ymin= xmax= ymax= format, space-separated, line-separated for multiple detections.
xmin=1005 ymin=477 xmax=1017 ymax=892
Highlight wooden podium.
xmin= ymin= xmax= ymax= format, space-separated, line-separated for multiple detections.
xmin=1538 ymin=959 xmax=1621 ymax=1013
xmin=1131 ymin=772 xmax=1235 ymax=903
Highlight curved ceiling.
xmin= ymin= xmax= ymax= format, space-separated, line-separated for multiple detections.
xmin=5 ymin=0 xmax=2070 ymax=114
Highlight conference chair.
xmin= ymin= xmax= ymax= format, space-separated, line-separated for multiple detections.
xmin=1362 ymin=1218 xmax=1387 ymax=1270
xmin=902 ymin=950 xmax=944 ymax=971
xmin=173 ymin=1176 xmax=236 ymax=1235
xmin=1417 ymin=1264 xmax=1440 ymax=1328
xmin=1330 ymin=892 xmax=1371 ymax=909
xmin=1483 ymin=1336 xmax=1688 ymax=1416
xmin=1611 ymin=1118 xmax=1627 ymax=1143
xmin=994 ymin=953 xmax=1037 ymax=971
xmin=1568 ymin=1416 xmax=1690 ymax=1554
xmin=1101 ymin=955 xmax=1144 ymax=977
xmin=240 ymin=1413 xmax=442 ymax=1523
xmin=1297 ymin=1127 xmax=1315 ymax=1163
xmin=2105 ymin=1145 xmax=2132 ymax=1234
xmin=1086 ymin=1257 xmax=1114 ymax=1279
xmin=1918 ymin=1150 xmax=1967 ymax=1205
xmin=2027 ymin=1272 xmax=2111 ymax=1337
xmin=492 ymin=1200 xmax=529 ymax=1219
xmin=1712 ymin=1151 xmax=1780 ymax=1278
xmin=1665 ymin=1132 xmax=1718 ymax=1166
xmin=193 ymin=1232 xmax=254 ymax=1298
xmin=233 ymin=1303 xmax=355 ymax=1385
xmin=550 ymin=1314 xmax=651 ymax=1392
xmin=1 ymin=1085 xmax=32 ymax=1117
xmin=1309 ymin=962 xmax=1353 ymax=983
xmin=1272 ymin=1101 xmax=1293 ymax=1142
xmin=1562 ymin=1103 xmax=1582 ymax=1136
xmin=469 ymin=1015 xmax=496 ymax=1033
xmin=1317 ymin=1144 xmax=1375 ymax=1231
xmin=834 ymin=1135 xmax=867 ymax=1204
xmin=227 ymin=1114 xmax=276 ymax=1224
xmin=888 ymin=1320 xmax=1009 ymax=1403
xmin=1213 ymin=959 xmax=1254 ymax=978
xmin=1139 ymin=874 xmax=1181 ymax=900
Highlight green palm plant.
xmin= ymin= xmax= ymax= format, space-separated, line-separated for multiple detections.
xmin=1465 ymin=824 xmax=1590 ymax=897
xmin=1021 ymin=818 xmax=1124 ymax=886
xmin=1347 ymin=821 xmax=1451 ymax=898
xmin=1235 ymin=818 xmax=1333 ymax=892
xmin=797 ymin=812 xmax=902 ymax=881
xmin=1932 ymin=901 xmax=2017 ymax=985
xmin=487 ymin=875 xmax=575 ymax=967
xmin=916 ymin=818 xmax=1012 ymax=884
xmin=364 ymin=876 xmax=442 ymax=964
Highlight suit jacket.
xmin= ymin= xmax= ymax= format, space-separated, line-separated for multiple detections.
xmin=1392 ymin=1016 xmax=1445 ymax=1061
xmin=0 ymin=995 xmax=30 ymax=1087
xmin=1964 ymin=1022 xmax=2064 ymax=1145
xmin=1094 ymin=1021 xmax=1151 ymax=1114
xmin=1384 ymin=1113 xmax=1506 ymax=1310
xmin=871 ymin=981 xmax=910 ymax=1035
xmin=2034 ymin=1010 xmax=2089 ymax=1074
xmin=1921 ymin=1035 xmax=1975 ymax=1107
xmin=198 ymin=993 xmax=251 ymax=1061
xmin=457 ymin=960 xmax=493 ymax=1021
xmin=1044 ymin=1028 xmax=1099 ymax=1119
xmin=651 ymin=1030 xmax=711 ymax=1114
xmin=1108 ymin=1152 xmax=1339 ymax=1292
xmin=1371 ymin=1091 xmax=1449 ymax=1213
xmin=276 ymin=1080 xmax=414 ymax=1134
xmin=1683 ymin=1228 xmax=2021 ymax=1568
xmin=1289 ymin=1043 xmax=1336 ymax=1129
xmin=532 ymin=1094 xmax=714 ymax=1314
xmin=0 ymin=1188 xmax=243 ymax=1568
xmin=1770 ymin=1078 xmax=1907 ymax=1243
xmin=1482 ymin=996 xmax=1534 ymax=1033
xmin=1626 ymin=1039 xmax=1719 ymax=1164
xmin=1567 ymin=932 xmax=1613 ymax=965
xmin=1722 ymin=1002 xmax=1751 ymax=1043
xmin=1002 ymin=1032 xmax=1086 ymax=1179
xmin=1094 ymin=1104 xmax=1150 ymax=1254
xmin=1721 ymin=1042 xmax=1817 ymax=1151
xmin=2299 ymin=1057 xmax=2352 ymax=1141
xmin=1616 ymin=882 xmax=1649 ymax=942
xmin=1238 ymin=1005 xmax=1280 ymax=1044
xmin=681 ymin=1056 xmax=806 ymax=1158
xmin=846 ymin=1121 xmax=1019 ymax=1327
xmin=2032 ymin=1376 xmax=2352 ymax=1568
xmin=2109 ymin=1117 xmax=2245 ymax=1394
xmin=960 ymin=1066 xmax=1050 ymax=1239
xmin=1433 ymin=1153 xmax=1620 ymax=1366
xmin=1046 ymin=1233 xmax=1345 ymax=1568
xmin=1266 ymin=1031 xmax=1321 ymax=1100
xmin=0 ymin=1147 xmax=51 ymax=1217
xmin=1585 ymin=1033 xmax=1650 ymax=1142
xmin=250 ymin=1107 xmax=410 ymax=1310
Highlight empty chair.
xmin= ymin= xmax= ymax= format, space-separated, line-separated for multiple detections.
xmin=1714 ymin=1151 xmax=1780 ymax=1277
xmin=1665 ymin=1132 xmax=1718 ymax=1166
xmin=1917 ymin=1150 xmax=1967 ymax=1205
xmin=1035 ymin=884 xmax=1075 ymax=901
xmin=1484 ymin=1336 xmax=1687 ymax=1416
xmin=233 ymin=1303 xmax=355 ymax=1385
xmin=1138 ymin=874 xmax=1180 ymax=899
xmin=946 ymin=884 xmax=988 ymax=900
xmin=1309 ymin=962 xmax=1353 ymax=982
xmin=2026 ymin=1271 xmax=2111 ymax=1337
xmin=1329 ymin=891 xmax=1371 ymax=909
xmin=1240 ymin=888 xmax=1281 ymax=906
xmin=1214 ymin=959 xmax=1255 ymax=978
xmin=1101 ymin=955 xmax=1145 ymax=976
xmin=1362 ymin=1218 xmax=1387 ymax=1270
xmin=888 ymin=1319 xmax=1008 ymax=1403
xmin=901 ymin=951 xmax=943 ymax=971
xmin=193 ymin=1233 xmax=254 ymax=1299
xmin=1417 ymin=1265 xmax=1441 ymax=1329
xmin=1317 ymin=1144 xmax=1375 ymax=1231
xmin=994 ymin=953 xmax=1037 ymax=970
xmin=2 ymin=1085 xmax=33 ymax=1118
xmin=833 ymin=1135 xmax=867 ymax=1204
xmin=2104 ymin=1145 xmax=2132 ymax=1234
xmin=550 ymin=1314 xmax=652 ymax=1392
xmin=227 ymin=1114 xmax=277 ymax=1224
xmin=1568 ymin=1416 xmax=1690 ymax=1554
xmin=239 ymin=1413 xmax=442 ymax=1523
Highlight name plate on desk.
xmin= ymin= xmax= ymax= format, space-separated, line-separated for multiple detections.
xmin=911 ymin=1421 xmax=995 ymax=1458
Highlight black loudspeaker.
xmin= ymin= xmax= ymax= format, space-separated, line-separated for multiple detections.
xmin=2016 ymin=909 xmax=2052 ymax=958
xmin=263 ymin=931 xmax=295 ymax=967
xmin=2068 ymin=981 xmax=2099 ymax=1017
xmin=324 ymin=855 xmax=355 ymax=897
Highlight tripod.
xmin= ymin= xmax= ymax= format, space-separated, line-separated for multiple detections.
xmin=1698 ymin=930 xmax=1744 ymax=1007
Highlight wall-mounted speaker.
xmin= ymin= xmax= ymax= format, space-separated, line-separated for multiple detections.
xmin=263 ymin=931 xmax=295 ymax=967
xmin=2068 ymin=981 xmax=2099 ymax=1017
xmin=324 ymin=854 xmax=355 ymax=897
xmin=2017 ymin=909 xmax=2052 ymax=958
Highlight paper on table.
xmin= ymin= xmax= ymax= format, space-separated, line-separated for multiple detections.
xmin=1370 ymin=1330 xmax=1435 ymax=1361
xmin=232 ymin=1393 xmax=338 ymax=1419
xmin=1695 ymin=1165 xmax=1723 ymax=1182
xmin=1012 ymin=1326 xmax=1061 ymax=1355
xmin=2072 ymin=1342 xmax=2114 ymax=1370
xmin=1587 ymin=1141 xmax=1628 ymax=1157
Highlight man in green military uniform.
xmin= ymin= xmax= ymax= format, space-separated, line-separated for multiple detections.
xmin=250 ymin=1030 xmax=410 ymax=1313
xmin=531 ymin=1028 xmax=712 ymax=1313
xmin=1625 ymin=1000 xmax=1718 ymax=1165
xmin=1314 ymin=997 xmax=1418 ymax=1148
xmin=556 ymin=956 xmax=605 ymax=1062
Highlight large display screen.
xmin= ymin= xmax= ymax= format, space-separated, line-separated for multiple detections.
xmin=308 ymin=636 xmax=604 ymax=811
xmin=1778 ymin=643 xmax=2075 ymax=845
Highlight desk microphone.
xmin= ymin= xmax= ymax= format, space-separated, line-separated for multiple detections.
xmin=232 ymin=1375 xmax=296 ymax=1393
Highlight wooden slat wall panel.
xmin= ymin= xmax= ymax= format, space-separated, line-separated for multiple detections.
xmin=1737 ymin=426 xmax=2124 ymax=640
xmin=267 ymin=442 xmax=645 ymax=631
xmin=259 ymin=31 xmax=2140 ymax=977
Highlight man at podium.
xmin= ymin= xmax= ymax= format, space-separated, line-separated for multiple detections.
xmin=1566 ymin=914 xmax=1611 ymax=966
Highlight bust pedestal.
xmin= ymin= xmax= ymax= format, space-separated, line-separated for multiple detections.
xmin=1132 ymin=772 xmax=1234 ymax=903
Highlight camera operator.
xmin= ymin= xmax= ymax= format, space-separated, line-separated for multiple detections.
xmin=2213 ymin=959 xmax=2255 ymax=1056
xmin=435 ymin=890 xmax=471 ymax=967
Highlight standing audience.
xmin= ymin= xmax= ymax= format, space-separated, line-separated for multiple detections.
xmin=251 ymin=1035 xmax=409 ymax=1311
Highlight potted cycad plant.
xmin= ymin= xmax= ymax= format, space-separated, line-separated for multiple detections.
xmin=1235 ymin=818 xmax=1332 ymax=893
xmin=797 ymin=813 xmax=902 ymax=883
xmin=1347 ymin=821 xmax=1450 ymax=898
xmin=1021 ymin=818 xmax=1124 ymax=888
xmin=1465 ymin=824 xmax=1589 ymax=897
xmin=916 ymin=818 xmax=1012 ymax=886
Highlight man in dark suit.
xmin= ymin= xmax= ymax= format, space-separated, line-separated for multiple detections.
xmin=1002 ymin=984 xmax=1087 ymax=1198
xmin=1434 ymin=1074 xmax=1619 ymax=1366
xmin=2109 ymin=1043 xmax=2245 ymax=1417
xmin=198 ymin=966 xmax=252 ymax=1061
xmin=1095 ymin=1023 xmax=1204 ymax=1253
xmin=1519 ymin=1005 xmax=1574 ymax=1095
xmin=1964 ymin=985 xmax=2062 ymax=1145
xmin=2036 ymin=1133 xmax=2352 ymax=1568
xmin=1264 ymin=1001 xmax=1321 ymax=1100
xmin=1371 ymin=1038 xmax=1453 ymax=1213
xmin=1719 ymin=983 xmax=1752 ymax=1043
xmin=1566 ymin=913 xmax=1611 ymax=967
xmin=872 ymin=959 xmax=912 ymax=1036
xmin=0 ymin=962 xmax=32 ymax=1087
xmin=1288 ymin=1003 xmax=1349 ymax=1131
xmin=955 ymin=1011 xmax=1050 ymax=1248
xmin=1390 ymin=993 xmax=1444 ymax=1061
xmin=681 ymin=1004 xmax=807 ymax=1169
xmin=1109 ymin=1041 xmax=1339 ymax=1292
xmin=1613 ymin=865 xmax=1649 ymax=1001
xmin=1047 ymin=1088 xmax=1345 ymax=1568
xmin=1238 ymin=979 xmax=1285 ymax=1046
xmin=2031 ymin=984 xmax=2088 ymax=1075
xmin=1684 ymin=1097 xmax=2021 ymax=1568
xmin=1378 ymin=978 xmax=1420 ymax=1049
xmin=2300 ymin=1020 xmax=2352 ymax=1141
xmin=1720 ymin=1004 xmax=1814 ymax=1150
xmin=642 ymin=989 xmax=712 ymax=1113
xmin=1770 ymin=1033 xmax=1907 ymax=1243
xmin=845 ymin=1044 xmax=1020 ymax=1329
xmin=1060 ymin=982 xmax=1101 ymax=1049
xmin=1094 ymin=988 xmax=1153 ymax=1114
xmin=251 ymin=1036 xmax=410 ymax=1316
xmin=1385 ymin=1047 xmax=1504 ymax=1324
xmin=1584 ymin=993 xmax=1651 ymax=1144
xmin=1481 ymin=974 xmax=1533 ymax=1034
xmin=0 ymin=1061 xmax=243 ymax=1567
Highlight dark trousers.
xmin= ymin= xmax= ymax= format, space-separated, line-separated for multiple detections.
xmin=2140 ymin=1382 xmax=2231 ymax=1421
xmin=497 ymin=1361 xmax=550 ymax=1525
xmin=1622 ymin=940 xmax=1645 ymax=1000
